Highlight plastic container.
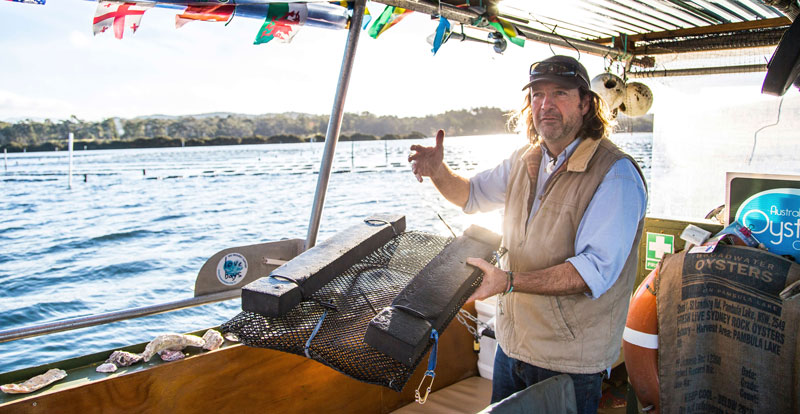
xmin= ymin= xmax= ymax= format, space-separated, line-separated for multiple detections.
xmin=475 ymin=295 xmax=498 ymax=380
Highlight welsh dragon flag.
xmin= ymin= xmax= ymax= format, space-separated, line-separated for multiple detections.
xmin=93 ymin=1 xmax=152 ymax=40
xmin=254 ymin=3 xmax=308 ymax=45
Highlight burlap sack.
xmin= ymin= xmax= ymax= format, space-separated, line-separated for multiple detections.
xmin=657 ymin=244 xmax=800 ymax=413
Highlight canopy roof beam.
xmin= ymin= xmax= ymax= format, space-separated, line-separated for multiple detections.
xmin=592 ymin=16 xmax=790 ymax=44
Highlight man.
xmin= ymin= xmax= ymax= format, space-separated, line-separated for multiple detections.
xmin=408 ymin=55 xmax=647 ymax=414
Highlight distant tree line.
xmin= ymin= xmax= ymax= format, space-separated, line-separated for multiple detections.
xmin=0 ymin=108 xmax=653 ymax=152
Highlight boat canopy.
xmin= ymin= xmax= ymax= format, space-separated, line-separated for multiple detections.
xmin=376 ymin=0 xmax=794 ymax=77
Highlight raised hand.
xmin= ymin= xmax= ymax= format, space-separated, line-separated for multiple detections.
xmin=408 ymin=129 xmax=445 ymax=183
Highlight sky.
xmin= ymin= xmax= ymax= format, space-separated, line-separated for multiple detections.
xmin=0 ymin=0 xmax=616 ymax=122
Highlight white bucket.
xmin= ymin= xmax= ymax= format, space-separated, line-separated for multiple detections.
xmin=475 ymin=295 xmax=498 ymax=380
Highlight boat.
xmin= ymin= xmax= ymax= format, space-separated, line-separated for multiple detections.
xmin=2 ymin=0 xmax=799 ymax=413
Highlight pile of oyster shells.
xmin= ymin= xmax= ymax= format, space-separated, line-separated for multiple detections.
xmin=95 ymin=329 xmax=228 ymax=373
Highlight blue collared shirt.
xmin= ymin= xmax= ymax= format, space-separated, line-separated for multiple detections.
xmin=464 ymin=138 xmax=647 ymax=299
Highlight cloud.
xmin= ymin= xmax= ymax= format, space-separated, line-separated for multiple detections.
xmin=0 ymin=90 xmax=73 ymax=121
xmin=68 ymin=30 xmax=91 ymax=49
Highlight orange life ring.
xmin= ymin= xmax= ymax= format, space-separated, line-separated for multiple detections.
xmin=623 ymin=267 xmax=660 ymax=412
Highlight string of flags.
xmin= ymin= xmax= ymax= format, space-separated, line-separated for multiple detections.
xmin=5 ymin=0 xmax=525 ymax=53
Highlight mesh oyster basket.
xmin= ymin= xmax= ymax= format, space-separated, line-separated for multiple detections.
xmin=221 ymin=231 xmax=480 ymax=392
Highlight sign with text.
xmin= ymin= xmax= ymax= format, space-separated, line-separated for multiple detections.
xmin=657 ymin=245 xmax=800 ymax=414
xmin=727 ymin=172 xmax=800 ymax=262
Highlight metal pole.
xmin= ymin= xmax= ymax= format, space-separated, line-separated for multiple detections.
xmin=514 ymin=26 xmax=622 ymax=58
xmin=0 ymin=290 xmax=240 ymax=344
xmin=68 ymin=132 xmax=74 ymax=188
xmin=305 ymin=0 xmax=366 ymax=250
xmin=628 ymin=64 xmax=767 ymax=78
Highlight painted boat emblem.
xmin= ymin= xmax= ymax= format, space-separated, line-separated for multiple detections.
xmin=217 ymin=253 xmax=248 ymax=286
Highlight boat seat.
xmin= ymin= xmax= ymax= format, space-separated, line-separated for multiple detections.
xmin=391 ymin=376 xmax=493 ymax=414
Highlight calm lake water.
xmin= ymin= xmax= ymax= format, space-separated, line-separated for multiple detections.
xmin=0 ymin=133 xmax=651 ymax=374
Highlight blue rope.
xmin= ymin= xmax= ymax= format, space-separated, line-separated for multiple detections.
xmin=425 ymin=329 xmax=439 ymax=377
xmin=304 ymin=308 xmax=328 ymax=359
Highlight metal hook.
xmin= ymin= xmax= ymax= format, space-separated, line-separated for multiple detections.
xmin=415 ymin=371 xmax=436 ymax=404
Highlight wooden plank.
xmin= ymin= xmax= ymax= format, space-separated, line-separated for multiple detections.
xmin=365 ymin=225 xmax=501 ymax=367
xmin=0 ymin=303 xmax=479 ymax=414
xmin=241 ymin=215 xmax=405 ymax=317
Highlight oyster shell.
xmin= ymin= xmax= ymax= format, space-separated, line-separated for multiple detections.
xmin=202 ymin=329 xmax=224 ymax=351
xmin=96 ymin=363 xmax=118 ymax=373
xmin=159 ymin=349 xmax=186 ymax=361
xmin=141 ymin=333 xmax=205 ymax=362
xmin=107 ymin=350 xmax=142 ymax=367
xmin=1 ymin=368 xmax=67 ymax=394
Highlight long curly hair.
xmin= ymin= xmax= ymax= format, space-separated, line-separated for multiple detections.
xmin=507 ymin=87 xmax=616 ymax=144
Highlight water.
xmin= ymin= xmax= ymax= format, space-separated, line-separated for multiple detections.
xmin=0 ymin=133 xmax=652 ymax=374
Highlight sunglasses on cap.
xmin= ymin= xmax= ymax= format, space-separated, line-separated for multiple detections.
xmin=529 ymin=61 xmax=588 ymax=84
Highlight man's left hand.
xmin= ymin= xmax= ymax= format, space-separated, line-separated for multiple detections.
xmin=465 ymin=257 xmax=507 ymax=303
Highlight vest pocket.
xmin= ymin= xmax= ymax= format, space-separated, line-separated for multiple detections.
xmin=551 ymin=297 xmax=576 ymax=341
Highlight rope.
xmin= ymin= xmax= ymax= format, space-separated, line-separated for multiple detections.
xmin=269 ymin=274 xmax=307 ymax=297
xmin=363 ymin=218 xmax=399 ymax=236
xmin=748 ymin=96 xmax=785 ymax=164
xmin=436 ymin=213 xmax=457 ymax=238
xmin=394 ymin=304 xmax=428 ymax=320
xmin=359 ymin=287 xmax=379 ymax=315
xmin=304 ymin=307 xmax=329 ymax=358
xmin=426 ymin=329 xmax=439 ymax=374
xmin=268 ymin=274 xmax=338 ymax=310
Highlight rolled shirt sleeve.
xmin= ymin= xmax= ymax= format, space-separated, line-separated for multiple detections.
xmin=566 ymin=158 xmax=647 ymax=299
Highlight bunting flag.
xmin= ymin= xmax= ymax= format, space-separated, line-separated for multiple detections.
xmin=489 ymin=17 xmax=525 ymax=47
xmin=254 ymin=3 xmax=308 ymax=45
xmin=333 ymin=1 xmax=372 ymax=30
xmin=93 ymin=1 xmax=152 ymax=40
xmin=175 ymin=4 xmax=235 ymax=29
xmin=368 ymin=6 xmax=412 ymax=39
xmin=362 ymin=4 xmax=372 ymax=30
xmin=431 ymin=17 xmax=450 ymax=55
xmin=4 ymin=0 xmax=46 ymax=4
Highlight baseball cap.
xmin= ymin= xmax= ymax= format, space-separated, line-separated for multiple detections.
xmin=521 ymin=55 xmax=591 ymax=91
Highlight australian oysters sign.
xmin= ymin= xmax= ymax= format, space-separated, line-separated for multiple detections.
xmin=727 ymin=173 xmax=800 ymax=262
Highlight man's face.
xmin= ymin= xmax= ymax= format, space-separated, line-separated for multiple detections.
xmin=529 ymin=81 xmax=590 ymax=149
